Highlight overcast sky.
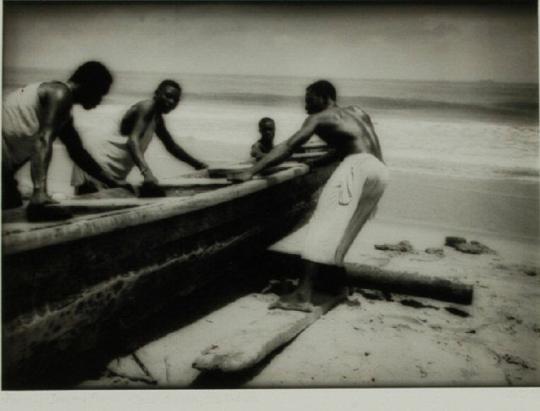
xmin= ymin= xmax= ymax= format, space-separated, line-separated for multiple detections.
xmin=3 ymin=3 xmax=538 ymax=83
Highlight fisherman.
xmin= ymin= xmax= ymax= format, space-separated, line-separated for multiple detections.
xmin=250 ymin=117 xmax=275 ymax=161
xmin=230 ymin=80 xmax=388 ymax=312
xmin=2 ymin=61 xmax=129 ymax=220
xmin=72 ymin=80 xmax=207 ymax=197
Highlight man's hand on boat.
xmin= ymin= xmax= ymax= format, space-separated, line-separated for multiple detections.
xmin=226 ymin=169 xmax=255 ymax=183
xmin=193 ymin=161 xmax=208 ymax=171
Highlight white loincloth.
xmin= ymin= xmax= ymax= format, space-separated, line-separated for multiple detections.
xmin=301 ymin=153 xmax=389 ymax=266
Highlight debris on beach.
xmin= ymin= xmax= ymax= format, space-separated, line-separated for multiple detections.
xmin=493 ymin=263 xmax=538 ymax=277
xmin=425 ymin=247 xmax=445 ymax=256
xmin=445 ymin=237 xmax=496 ymax=255
xmin=445 ymin=236 xmax=467 ymax=247
xmin=399 ymin=299 xmax=439 ymax=310
xmin=501 ymin=354 xmax=536 ymax=370
xmin=374 ymin=240 xmax=415 ymax=253
xmin=444 ymin=306 xmax=470 ymax=318
xmin=355 ymin=288 xmax=393 ymax=302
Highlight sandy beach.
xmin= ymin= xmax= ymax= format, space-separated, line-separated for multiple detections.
xmin=80 ymin=217 xmax=539 ymax=388
xmin=71 ymin=113 xmax=538 ymax=388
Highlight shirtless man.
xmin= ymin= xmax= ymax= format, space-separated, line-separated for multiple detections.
xmin=2 ymin=61 xmax=129 ymax=220
xmin=72 ymin=80 xmax=207 ymax=197
xmin=230 ymin=80 xmax=389 ymax=311
xmin=250 ymin=117 xmax=275 ymax=161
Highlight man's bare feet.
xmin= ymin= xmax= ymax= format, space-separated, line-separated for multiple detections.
xmin=269 ymin=291 xmax=315 ymax=312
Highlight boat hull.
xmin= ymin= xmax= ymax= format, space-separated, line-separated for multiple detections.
xmin=2 ymin=160 xmax=337 ymax=383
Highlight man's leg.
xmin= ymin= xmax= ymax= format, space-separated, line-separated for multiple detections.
xmin=334 ymin=174 xmax=387 ymax=265
xmin=269 ymin=261 xmax=318 ymax=312
xmin=270 ymin=158 xmax=388 ymax=312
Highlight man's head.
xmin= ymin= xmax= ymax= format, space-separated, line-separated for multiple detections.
xmin=305 ymin=80 xmax=337 ymax=114
xmin=69 ymin=61 xmax=113 ymax=109
xmin=154 ymin=80 xmax=182 ymax=114
xmin=258 ymin=117 xmax=275 ymax=144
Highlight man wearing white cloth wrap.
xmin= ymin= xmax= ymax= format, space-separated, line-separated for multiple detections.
xmin=230 ymin=80 xmax=389 ymax=312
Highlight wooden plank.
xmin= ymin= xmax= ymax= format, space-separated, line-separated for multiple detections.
xmin=208 ymin=163 xmax=298 ymax=179
xmin=48 ymin=198 xmax=156 ymax=209
xmin=2 ymin=164 xmax=308 ymax=254
xmin=345 ymin=262 xmax=473 ymax=305
xmin=159 ymin=177 xmax=232 ymax=187
xmin=291 ymin=151 xmax=328 ymax=159
xmin=192 ymin=291 xmax=343 ymax=373
xmin=76 ymin=187 xmax=137 ymax=200
xmin=268 ymin=222 xmax=475 ymax=304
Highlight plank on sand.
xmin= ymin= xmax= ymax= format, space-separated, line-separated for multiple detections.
xmin=193 ymin=292 xmax=343 ymax=373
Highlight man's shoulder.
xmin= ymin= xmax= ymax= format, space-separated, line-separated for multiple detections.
xmin=38 ymin=81 xmax=72 ymax=105
xmin=309 ymin=107 xmax=342 ymax=124
xmin=123 ymin=100 xmax=153 ymax=120
xmin=137 ymin=99 xmax=154 ymax=110
xmin=344 ymin=104 xmax=366 ymax=114
xmin=134 ymin=99 xmax=157 ymax=118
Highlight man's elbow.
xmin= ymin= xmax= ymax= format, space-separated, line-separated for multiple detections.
xmin=34 ymin=132 xmax=52 ymax=150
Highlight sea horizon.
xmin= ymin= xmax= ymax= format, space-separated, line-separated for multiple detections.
xmin=4 ymin=67 xmax=539 ymax=184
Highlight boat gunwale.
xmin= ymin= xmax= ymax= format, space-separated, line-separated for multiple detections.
xmin=3 ymin=163 xmax=309 ymax=255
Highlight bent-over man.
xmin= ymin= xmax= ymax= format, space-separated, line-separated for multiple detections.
xmin=2 ymin=61 xmax=128 ymax=220
xmin=230 ymin=80 xmax=389 ymax=312
xmin=72 ymin=80 xmax=207 ymax=197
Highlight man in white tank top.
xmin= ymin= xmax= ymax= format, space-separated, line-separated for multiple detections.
xmin=2 ymin=61 xmax=130 ymax=220
xmin=71 ymin=80 xmax=207 ymax=197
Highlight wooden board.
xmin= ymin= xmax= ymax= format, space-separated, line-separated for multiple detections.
xmin=159 ymin=177 xmax=232 ymax=187
xmin=269 ymin=222 xmax=474 ymax=305
xmin=192 ymin=291 xmax=343 ymax=373
xmin=2 ymin=163 xmax=308 ymax=254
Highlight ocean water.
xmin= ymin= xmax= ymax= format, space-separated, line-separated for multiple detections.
xmin=3 ymin=68 xmax=539 ymax=188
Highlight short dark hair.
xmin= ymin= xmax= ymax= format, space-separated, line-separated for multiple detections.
xmin=307 ymin=80 xmax=337 ymax=101
xmin=258 ymin=117 xmax=275 ymax=127
xmin=157 ymin=79 xmax=181 ymax=93
xmin=69 ymin=61 xmax=113 ymax=94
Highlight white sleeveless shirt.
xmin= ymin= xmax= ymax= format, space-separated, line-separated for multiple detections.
xmin=71 ymin=116 xmax=157 ymax=186
xmin=2 ymin=83 xmax=42 ymax=170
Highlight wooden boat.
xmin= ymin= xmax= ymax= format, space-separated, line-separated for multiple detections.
xmin=2 ymin=145 xmax=338 ymax=382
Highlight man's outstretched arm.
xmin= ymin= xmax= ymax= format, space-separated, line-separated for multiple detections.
xmin=124 ymin=107 xmax=161 ymax=184
xmin=231 ymin=115 xmax=319 ymax=181
xmin=29 ymin=84 xmax=72 ymax=205
xmin=58 ymin=121 xmax=121 ymax=188
xmin=155 ymin=117 xmax=207 ymax=170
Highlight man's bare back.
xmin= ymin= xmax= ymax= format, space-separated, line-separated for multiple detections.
xmin=309 ymin=105 xmax=384 ymax=162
